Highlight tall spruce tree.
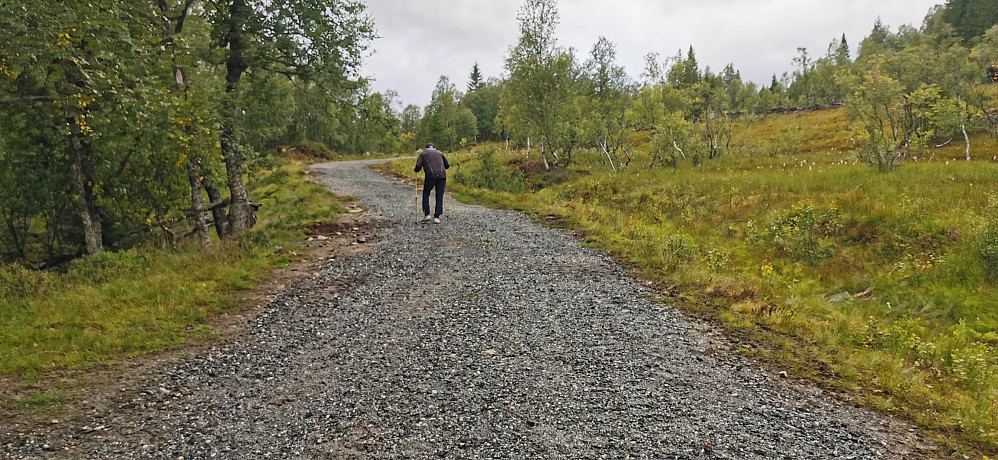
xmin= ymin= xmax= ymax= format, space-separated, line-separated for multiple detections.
xmin=468 ymin=63 xmax=484 ymax=92
xmin=837 ymin=34 xmax=851 ymax=65
xmin=684 ymin=46 xmax=701 ymax=86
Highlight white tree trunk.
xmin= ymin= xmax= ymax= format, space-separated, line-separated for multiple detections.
xmin=601 ymin=142 xmax=617 ymax=173
xmin=69 ymin=124 xmax=103 ymax=255
xmin=540 ymin=137 xmax=550 ymax=170
xmin=962 ymin=121 xmax=971 ymax=161
xmin=187 ymin=157 xmax=212 ymax=249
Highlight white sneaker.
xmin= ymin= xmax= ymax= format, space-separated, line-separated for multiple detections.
xmin=422 ymin=215 xmax=432 ymax=222
xmin=433 ymin=217 xmax=441 ymax=224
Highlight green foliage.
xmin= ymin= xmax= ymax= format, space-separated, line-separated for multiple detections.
xmin=420 ymin=77 xmax=477 ymax=151
xmin=979 ymin=198 xmax=998 ymax=282
xmin=755 ymin=204 xmax=843 ymax=263
xmin=942 ymin=0 xmax=998 ymax=42
xmin=354 ymin=91 xmax=408 ymax=154
xmin=0 ymin=0 xmax=181 ymax=258
xmin=865 ymin=316 xmax=997 ymax=390
xmin=461 ymin=79 xmax=502 ymax=141
xmin=12 ymin=391 xmax=67 ymax=413
xmin=0 ymin=163 xmax=345 ymax=377
xmin=0 ymin=0 xmax=377 ymax=265
xmin=581 ymin=37 xmax=633 ymax=170
xmin=0 ymin=264 xmax=55 ymax=300
xmin=523 ymin=164 xmax=578 ymax=190
xmin=786 ymin=42 xmax=850 ymax=107
xmin=664 ymin=232 xmax=701 ymax=263
xmin=209 ymin=1 xmax=374 ymax=83
xmin=453 ymin=147 xmax=527 ymax=193
xmin=285 ymin=140 xmax=336 ymax=160
xmin=705 ymin=249 xmax=730 ymax=272
xmin=64 ymin=250 xmax=153 ymax=284
xmin=840 ymin=68 xmax=935 ymax=171
xmin=499 ymin=0 xmax=580 ymax=167
xmin=649 ymin=111 xmax=701 ymax=169
xmin=239 ymin=72 xmax=296 ymax=153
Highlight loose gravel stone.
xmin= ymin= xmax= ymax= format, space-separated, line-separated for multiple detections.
xmin=2 ymin=159 xmax=934 ymax=459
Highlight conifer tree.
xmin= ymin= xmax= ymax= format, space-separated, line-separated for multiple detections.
xmin=684 ymin=46 xmax=701 ymax=86
xmin=468 ymin=63 xmax=484 ymax=92
xmin=837 ymin=34 xmax=851 ymax=65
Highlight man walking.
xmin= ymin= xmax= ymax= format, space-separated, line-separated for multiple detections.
xmin=414 ymin=142 xmax=449 ymax=223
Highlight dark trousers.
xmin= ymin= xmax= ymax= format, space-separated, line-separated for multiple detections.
xmin=422 ymin=178 xmax=446 ymax=217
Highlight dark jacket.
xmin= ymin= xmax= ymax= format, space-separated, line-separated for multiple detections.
xmin=414 ymin=148 xmax=450 ymax=180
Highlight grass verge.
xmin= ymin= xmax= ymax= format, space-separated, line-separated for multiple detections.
xmin=382 ymin=109 xmax=998 ymax=454
xmin=0 ymin=161 xmax=348 ymax=379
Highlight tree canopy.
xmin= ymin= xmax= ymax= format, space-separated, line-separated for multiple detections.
xmin=0 ymin=0 xmax=376 ymax=264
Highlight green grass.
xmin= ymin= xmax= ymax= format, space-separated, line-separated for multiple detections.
xmin=0 ymin=161 xmax=346 ymax=378
xmin=385 ymin=109 xmax=998 ymax=453
xmin=11 ymin=390 xmax=67 ymax=413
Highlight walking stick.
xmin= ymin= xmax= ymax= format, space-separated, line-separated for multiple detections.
xmin=415 ymin=179 xmax=419 ymax=223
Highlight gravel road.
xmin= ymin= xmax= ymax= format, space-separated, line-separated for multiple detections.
xmin=3 ymin=159 xmax=934 ymax=459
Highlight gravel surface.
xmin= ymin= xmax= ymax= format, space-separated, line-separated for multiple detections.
xmin=2 ymin=159 xmax=935 ymax=459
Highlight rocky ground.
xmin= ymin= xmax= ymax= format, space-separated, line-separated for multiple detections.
xmin=1 ymin=159 xmax=939 ymax=459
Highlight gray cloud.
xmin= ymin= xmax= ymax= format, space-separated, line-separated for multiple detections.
xmin=361 ymin=0 xmax=940 ymax=107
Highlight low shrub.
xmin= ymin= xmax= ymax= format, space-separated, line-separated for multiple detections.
xmin=64 ymin=249 xmax=152 ymax=284
xmin=283 ymin=140 xmax=336 ymax=160
xmin=979 ymin=203 xmax=998 ymax=283
xmin=458 ymin=146 xmax=527 ymax=193
xmin=754 ymin=204 xmax=842 ymax=263
xmin=0 ymin=263 xmax=54 ymax=301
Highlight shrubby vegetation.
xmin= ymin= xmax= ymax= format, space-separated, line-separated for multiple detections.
xmin=0 ymin=161 xmax=349 ymax=376
xmin=450 ymin=147 xmax=528 ymax=194
xmin=410 ymin=0 xmax=998 ymax=179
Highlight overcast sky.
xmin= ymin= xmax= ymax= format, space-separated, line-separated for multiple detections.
xmin=360 ymin=0 xmax=942 ymax=108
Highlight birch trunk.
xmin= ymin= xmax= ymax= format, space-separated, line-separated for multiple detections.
xmin=220 ymin=0 xmax=254 ymax=235
xmin=68 ymin=123 xmax=103 ymax=255
xmin=601 ymin=142 xmax=617 ymax=173
xmin=187 ymin=159 xmax=212 ymax=248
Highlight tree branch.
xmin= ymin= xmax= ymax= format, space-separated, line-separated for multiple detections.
xmin=175 ymin=0 xmax=197 ymax=34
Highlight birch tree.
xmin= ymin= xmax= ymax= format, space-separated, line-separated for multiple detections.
xmin=498 ymin=0 xmax=576 ymax=170
xmin=583 ymin=37 xmax=634 ymax=171
xmin=205 ymin=0 xmax=374 ymax=236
